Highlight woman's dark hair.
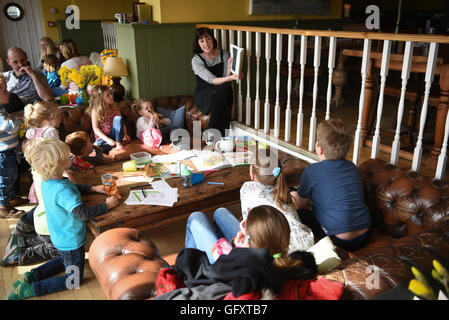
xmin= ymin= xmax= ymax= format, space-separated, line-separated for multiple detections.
xmin=192 ymin=27 xmax=218 ymax=54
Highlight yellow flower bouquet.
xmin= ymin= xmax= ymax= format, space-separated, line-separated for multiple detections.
xmin=58 ymin=65 xmax=103 ymax=88
xmin=58 ymin=65 xmax=103 ymax=105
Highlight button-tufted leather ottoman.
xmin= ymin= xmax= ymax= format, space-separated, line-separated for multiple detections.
xmin=88 ymin=227 xmax=173 ymax=300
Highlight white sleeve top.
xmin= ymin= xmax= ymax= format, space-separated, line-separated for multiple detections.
xmin=240 ymin=181 xmax=315 ymax=253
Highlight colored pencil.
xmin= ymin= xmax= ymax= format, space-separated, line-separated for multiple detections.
xmin=208 ymin=182 xmax=224 ymax=185
xmin=222 ymin=171 xmax=231 ymax=178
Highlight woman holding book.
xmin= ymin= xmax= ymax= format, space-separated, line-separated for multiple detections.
xmin=191 ymin=27 xmax=241 ymax=137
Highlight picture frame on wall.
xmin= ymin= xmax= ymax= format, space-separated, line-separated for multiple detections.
xmin=230 ymin=44 xmax=244 ymax=75
xmin=249 ymin=0 xmax=330 ymax=15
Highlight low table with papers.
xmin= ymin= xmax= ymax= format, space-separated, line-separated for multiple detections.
xmin=72 ymin=159 xmax=250 ymax=237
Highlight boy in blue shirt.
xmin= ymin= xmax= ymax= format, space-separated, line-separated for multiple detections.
xmin=7 ymin=138 xmax=120 ymax=300
xmin=291 ymin=119 xmax=371 ymax=252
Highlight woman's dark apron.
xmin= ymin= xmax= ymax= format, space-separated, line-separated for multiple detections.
xmin=194 ymin=50 xmax=233 ymax=136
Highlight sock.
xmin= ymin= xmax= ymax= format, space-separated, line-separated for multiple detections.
xmin=7 ymin=282 xmax=36 ymax=300
xmin=13 ymin=271 xmax=36 ymax=288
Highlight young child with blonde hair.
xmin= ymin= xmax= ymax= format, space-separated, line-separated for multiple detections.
xmin=24 ymin=101 xmax=62 ymax=141
xmin=7 ymin=138 xmax=120 ymax=300
xmin=89 ymin=85 xmax=130 ymax=153
xmin=133 ymin=99 xmax=171 ymax=147
xmin=24 ymin=101 xmax=64 ymax=203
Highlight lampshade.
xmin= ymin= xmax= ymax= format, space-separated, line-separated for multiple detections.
xmin=103 ymin=57 xmax=129 ymax=77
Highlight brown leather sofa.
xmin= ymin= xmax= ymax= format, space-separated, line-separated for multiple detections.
xmin=88 ymin=158 xmax=449 ymax=300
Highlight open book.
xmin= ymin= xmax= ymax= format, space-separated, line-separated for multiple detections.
xmin=222 ymin=152 xmax=251 ymax=167
xmin=190 ymin=151 xmax=232 ymax=171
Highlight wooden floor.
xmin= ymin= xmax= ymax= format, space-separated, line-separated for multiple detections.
xmin=1 ymin=91 xmax=445 ymax=300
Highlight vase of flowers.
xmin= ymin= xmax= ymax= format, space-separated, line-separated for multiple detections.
xmin=58 ymin=65 xmax=103 ymax=105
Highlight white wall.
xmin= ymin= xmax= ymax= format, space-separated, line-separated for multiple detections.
xmin=0 ymin=0 xmax=44 ymax=69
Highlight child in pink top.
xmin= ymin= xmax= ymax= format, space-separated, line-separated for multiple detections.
xmin=89 ymin=85 xmax=130 ymax=154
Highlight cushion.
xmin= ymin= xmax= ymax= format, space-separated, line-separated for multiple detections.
xmin=156 ymin=105 xmax=185 ymax=129
xmin=307 ymin=236 xmax=342 ymax=274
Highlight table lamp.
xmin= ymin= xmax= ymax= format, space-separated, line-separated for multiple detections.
xmin=103 ymin=56 xmax=129 ymax=102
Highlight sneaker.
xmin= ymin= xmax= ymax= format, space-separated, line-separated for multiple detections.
xmin=7 ymin=282 xmax=36 ymax=300
xmin=1 ymin=248 xmax=19 ymax=266
xmin=12 ymin=271 xmax=36 ymax=288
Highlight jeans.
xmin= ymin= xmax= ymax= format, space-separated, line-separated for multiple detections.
xmin=0 ymin=149 xmax=18 ymax=207
xmin=31 ymin=246 xmax=85 ymax=297
xmin=93 ymin=116 xmax=124 ymax=153
xmin=185 ymin=207 xmax=240 ymax=263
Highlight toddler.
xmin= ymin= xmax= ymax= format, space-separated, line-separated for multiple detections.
xmin=0 ymin=81 xmax=24 ymax=218
xmin=24 ymin=101 xmax=64 ymax=203
xmin=89 ymin=85 xmax=130 ymax=153
xmin=7 ymin=138 xmax=120 ymax=300
xmin=133 ymin=99 xmax=171 ymax=147
xmin=65 ymin=130 xmax=107 ymax=170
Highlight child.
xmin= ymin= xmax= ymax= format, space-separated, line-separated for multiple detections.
xmin=240 ymin=153 xmax=315 ymax=254
xmin=65 ymin=130 xmax=107 ymax=169
xmin=166 ymin=205 xmax=343 ymax=300
xmin=291 ymin=118 xmax=372 ymax=252
xmin=133 ymin=99 xmax=171 ymax=147
xmin=24 ymin=101 xmax=61 ymax=141
xmin=0 ymin=85 xmax=24 ymax=219
xmin=2 ymin=139 xmax=58 ymax=266
xmin=7 ymin=138 xmax=120 ymax=300
xmin=42 ymin=54 xmax=61 ymax=88
xmin=0 ymin=73 xmax=24 ymax=114
xmin=89 ymin=85 xmax=130 ymax=154
xmin=24 ymin=101 xmax=64 ymax=203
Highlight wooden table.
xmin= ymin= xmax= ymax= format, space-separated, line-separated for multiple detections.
xmin=72 ymin=161 xmax=250 ymax=237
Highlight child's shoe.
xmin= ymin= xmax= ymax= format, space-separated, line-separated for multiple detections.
xmin=7 ymin=282 xmax=36 ymax=300
xmin=12 ymin=271 xmax=36 ymax=288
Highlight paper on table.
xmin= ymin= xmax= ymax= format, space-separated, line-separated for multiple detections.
xmin=125 ymin=178 xmax=178 ymax=206
xmin=121 ymin=176 xmax=153 ymax=183
xmin=151 ymin=150 xmax=196 ymax=163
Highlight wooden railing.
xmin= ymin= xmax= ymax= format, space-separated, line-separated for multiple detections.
xmin=197 ymin=24 xmax=449 ymax=179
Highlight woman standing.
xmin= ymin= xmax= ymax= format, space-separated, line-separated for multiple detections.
xmin=191 ymin=27 xmax=240 ymax=136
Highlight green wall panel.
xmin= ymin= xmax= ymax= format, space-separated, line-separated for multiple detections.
xmin=57 ymin=20 xmax=105 ymax=56
xmin=116 ymin=23 xmax=197 ymax=99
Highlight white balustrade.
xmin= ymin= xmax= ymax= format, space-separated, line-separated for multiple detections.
xmin=353 ymin=39 xmax=372 ymax=165
xmin=390 ymin=41 xmax=414 ymax=165
xmin=325 ymin=37 xmax=337 ymax=120
xmin=274 ymin=33 xmax=283 ymax=138
xmin=254 ymin=32 xmax=261 ymax=130
xmin=308 ymin=36 xmax=321 ymax=152
xmin=245 ymin=31 xmax=252 ymax=126
xmin=296 ymin=35 xmax=307 ymax=147
xmin=237 ymin=30 xmax=243 ymax=123
xmin=285 ymin=34 xmax=294 ymax=142
xmin=412 ymin=42 xmax=439 ymax=172
xmin=264 ymin=33 xmax=272 ymax=134
xmin=371 ymin=40 xmax=392 ymax=159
